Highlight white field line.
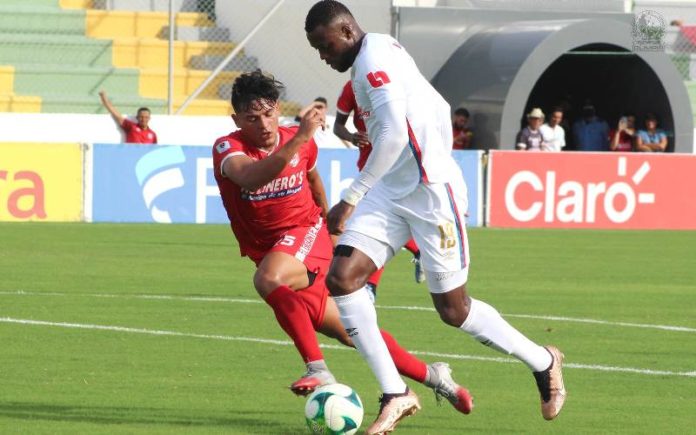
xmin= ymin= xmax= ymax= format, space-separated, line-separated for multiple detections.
xmin=2 ymin=290 xmax=695 ymax=334
xmin=1 ymin=316 xmax=694 ymax=379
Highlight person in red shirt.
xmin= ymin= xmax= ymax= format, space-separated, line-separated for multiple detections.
xmin=213 ymin=70 xmax=472 ymax=413
xmin=452 ymin=107 xmax=473 ymax=150
xmin=609 ymin=113 xmax=636 ymax=152
xmin=333 ymin=80 xmax=425 ymax=296
xmin=99 ymin=90 xmax=158 ymax=144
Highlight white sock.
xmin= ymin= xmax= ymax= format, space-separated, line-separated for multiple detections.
xmin=460 ymin=298 xmax=552 ymax=372
xmin=333 ymin=290 xmax=407 ymax=394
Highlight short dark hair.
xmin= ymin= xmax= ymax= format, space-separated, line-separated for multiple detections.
xmin=305 ymin=0 xmax=353 ymax=33
xmin=231 ymin=69 xmax=285 ymax=113
xmin=314 ymin=96 xmax=328 ymax=105
xmin=645 ymin=112 xmax=659 ymax=122
xmin=137 ymin=107 xmax=150 ymax=114
xmin=550 ymin=106 xmax=563 ymax=114
xmin=454 ymin=107 xmax=470 ymax=118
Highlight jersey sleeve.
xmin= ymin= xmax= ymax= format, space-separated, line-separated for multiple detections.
xmin=355 ymin=38 xmax=407 ymax=112
xmin=212 ymin=136 xmax=245 ymax=178
xmin=306 ymin=137 xmax=319 ymax=172
xmin=121 ymin=118 xmax=135 ymax=132
xmin=336 ymin=81 xmax=355 ymax=115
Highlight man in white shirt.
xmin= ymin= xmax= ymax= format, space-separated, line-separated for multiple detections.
xmin=540 ymin=107 xmax=566 ymax=152
xmin=305 ymin=2 xmax=566 ymax=433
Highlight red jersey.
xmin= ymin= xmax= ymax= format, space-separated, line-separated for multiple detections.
xmin=336 ymin=80 xmax=372 ymax=170
xmin=452 ymin=126 xmax=473 ymax=150
xmin=212 ymin=126 xmax=322 ymax=260
xmin=609 ymin=129 xmax=633 ymax=152
xmin=122 ymin=118 xmax=157 ymax=144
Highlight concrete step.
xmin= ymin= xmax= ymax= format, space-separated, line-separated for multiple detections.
xmin=11 ymin=64 xmax=142 ymax=98
xmin=93 ymin=0 xmax=204 ymax=12
xmin=86 ymin=10 xmax=213 ymax=39
xmin=0 ymin=5 xmax=85 ymax=35
xmin=0 ymin=94 xmax=42 ymax=113
xmin=2 ymin=0 xmax=61 ymax=8
xmin=189 ymin=54 xmax=259 ymax=72
xmin=138 ymin=68 xmax=240 ymax=100
xmin=160 ymin=25 xmax=230 ymax=42
xmin=112 ymin=37 xmax=234 ymax=69
xmin=0 ymin=33 xmax=113 ymax=67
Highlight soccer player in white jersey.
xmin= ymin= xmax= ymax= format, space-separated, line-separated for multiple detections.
xmin=305 ymin=2 xmax=566 ymax=434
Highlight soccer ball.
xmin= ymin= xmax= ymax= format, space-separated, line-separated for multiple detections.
xmin=304 ymin=383 xmax=364 ymax=434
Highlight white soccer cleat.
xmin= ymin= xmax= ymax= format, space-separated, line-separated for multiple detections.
xmin=428 ymin=362 xmax=473 ymax=415
xmin=533 ymin=345 xmax=567 ymax=420
xmin=366 ymin=388 xmax=421 ymax=435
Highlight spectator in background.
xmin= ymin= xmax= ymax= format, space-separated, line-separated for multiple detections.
xmin=572 ymin=104 xmax=609 ymax=151
xmin=516 ymin=107 xmax=546 ymax=151
xmin=609 ymin=113 xmax=636 ymax=152
xmin=636 ymin=113 xmax=668 ymax=152
xmin=452 ymin=107 xmax=473 ymax=150
xmin=296 ymin=96 xmax=329 ymax=125
xmin=99 ymin=90 xmax=157 ymax=144
xmin=539 ymin=107 xmax=565 ymax=152
xmin=296 ymin=96 xmax=331 ymax=145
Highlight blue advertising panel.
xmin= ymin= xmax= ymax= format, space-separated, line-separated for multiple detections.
xmin=451 ymin=150 xmax=484 ymax=227
xmin=315 ymin=148 xmax=483 ymax=227
xmin=92 ymin=144 xmax=227 ymax=223
xmin=90 ymin=144 xmax=483 ymax=226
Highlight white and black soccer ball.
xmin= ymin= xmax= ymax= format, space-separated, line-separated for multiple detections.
xmin=304 ymin=383 xmax=364 ymax=435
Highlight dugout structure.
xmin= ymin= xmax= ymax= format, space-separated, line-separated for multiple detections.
xmin=396 ymin=5 xmax=694 ymax=153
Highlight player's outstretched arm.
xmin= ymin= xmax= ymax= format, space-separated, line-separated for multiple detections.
xmin=99 ymin=90 xmax=125 ymax=127
xmin=341 ymin=100 xmax=409 ymax=204
xmin=222 ymin=108 xmax=324 ymax=191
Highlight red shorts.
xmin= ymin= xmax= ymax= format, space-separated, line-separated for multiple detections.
xmin=251 ymin=220 xmax=333 ymax=329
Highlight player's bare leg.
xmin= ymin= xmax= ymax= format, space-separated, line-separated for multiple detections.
xmin=255 ymin=252 xmax=335 ymax=396
xmin=431 ymin=284 xmax=566 ymax=419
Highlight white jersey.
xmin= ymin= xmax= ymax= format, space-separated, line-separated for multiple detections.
xmin=351 ymin=33 xmax=461 ymax=198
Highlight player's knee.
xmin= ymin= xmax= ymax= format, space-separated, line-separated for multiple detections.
xmin=437 ymin=305 xmax=468 ymax=327
xmin=253 ymin=269 xmax=283 ymax=298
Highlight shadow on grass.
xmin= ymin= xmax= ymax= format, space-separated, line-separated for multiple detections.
xmin=0 ymin=401 xmax=306 ymax=433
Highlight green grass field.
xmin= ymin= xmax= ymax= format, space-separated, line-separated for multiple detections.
xmin=1 ymin=223 xmax=694 ymax=434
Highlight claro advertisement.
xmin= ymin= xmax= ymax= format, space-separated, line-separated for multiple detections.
xmin=0 ymin=142 xmax=83 ymax=222
xmin=487 ymin=151 xmax=696 ymax=230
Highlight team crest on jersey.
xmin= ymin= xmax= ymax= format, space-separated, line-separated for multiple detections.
xmin=289 ymin=153 xmax=300 ymax=167
xmin=216 ymin=140 xmax=231 ymax=154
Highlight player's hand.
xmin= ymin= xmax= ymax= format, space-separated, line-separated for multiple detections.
xmin=327 ymin=200 xmax=355 ymax=235
xmin=351 ymin=132 xmax=370 ymax=148
xmin=297 ymin=105 xmax=324 ymax=141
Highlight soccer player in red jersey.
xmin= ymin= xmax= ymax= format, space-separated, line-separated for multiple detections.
xmin=99 ymin=90 xmax=158 ymax=144
xmin=212 ymin=70 xmax=472 ymax=412
xmin=333 ymin=80 xmax=425 ymax=298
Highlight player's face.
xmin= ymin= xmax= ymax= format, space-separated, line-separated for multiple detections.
xmin=550 ymin=111 xmax=563 ymax=127
xmin=136 ymin=110 xmax=150 ymax=128
xmin=233 ymin=99 xmax=280 ymax=149
xmin=453 ymin=115 xmax=468 ymax=129
xmin=528 ymin=117 xmax=542 ymax=129
xmin=307 ymin=22 xmax=356 ymax=73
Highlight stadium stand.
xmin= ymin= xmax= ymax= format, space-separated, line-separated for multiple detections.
xmin=0 ymin=0 xmax=299 ymax=116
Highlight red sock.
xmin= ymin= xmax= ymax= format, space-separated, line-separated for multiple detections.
xmin=265 ymin=286 xmax=323 ymax=363
xmin=380 ymin=330 xmax=427 ymax=383
xmin=367 ymin=268 xmax=385 ymax=287
xmin=403 ymin=239 xmax=420 ymax=256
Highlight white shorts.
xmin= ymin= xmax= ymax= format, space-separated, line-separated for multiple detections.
xmin=338 ymin=179 xmax=470 ymax=293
